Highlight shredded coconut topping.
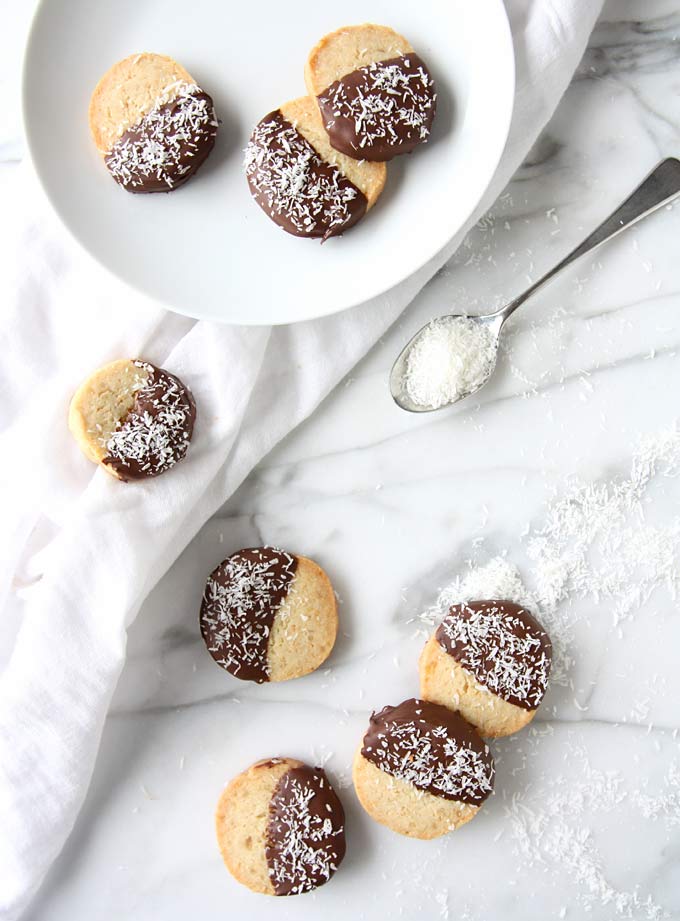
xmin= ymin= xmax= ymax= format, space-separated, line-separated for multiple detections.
xmin=105 ymin=83 xmax=218 ymax=190
xmin=200 ymin=547 xmax=296 ymax=681
xmin=319 ymin=54 xmax=436 ymax=152
xmin=244 ymin=112 xmax=364 ymax=239
xmin=438 ymin=602 xmax=551 ymax=709
xmin=364 ymin=704 xmax=494 ymax=803
xmin=404 ymin=317 xmax=498 ymax=409
xmin=267 ymin=767 xmax=345 ymax=895
xmin=104 ymin=361 xmax=194 ymax=478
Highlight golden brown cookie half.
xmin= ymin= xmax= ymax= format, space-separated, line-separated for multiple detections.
xmin=353 ymin=698 xmax=494 ymax=839
xmin=244 ymin=95 xmax=386 ymax=240
xmin=216 ymin=757 xmax=346 ymax=895
xmin=305 ymin=24 xmax=437 ymax=161
xmin=68 ymin=359 xmax=196 ymax=481
xmin=200 ymin=547 xmax=337 ymax=682
xmin=89 ymin=52 xmax=218 ymax=192
xmin=419 ymin=600 xmax=553 ymax=738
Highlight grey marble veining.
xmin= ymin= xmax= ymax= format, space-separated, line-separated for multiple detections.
xmin=579 ymin=13 xmax=680 ymax=79
xmin=6 ymin=1 xmax=680 ymax=919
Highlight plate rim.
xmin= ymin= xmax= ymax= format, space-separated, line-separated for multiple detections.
xmin=21 ymin=0 xmax=515 ymax=327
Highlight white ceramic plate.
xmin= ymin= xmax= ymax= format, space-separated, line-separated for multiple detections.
xmin=22 ymin=0 xmax=514 ymax=326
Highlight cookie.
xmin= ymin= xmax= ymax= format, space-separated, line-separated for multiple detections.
xmin=68 ymin=359 xmax=195 ymax=481
xmin=216 ymin=757 xmax=346 ymax=896
xmin=89 ymin=52 xmax=218 ymax=192
xmin=244 ymin=95 xmax=386 ymax=240
xmin=305 ymin=24 xmax=437 ymax=161
xmin=353 ymin=698 xmax=494 ymax=839
xmin=419 ymin=600 xmax=553 ymax=738
xmin=200 ymin=547 xmax=337 ymax=683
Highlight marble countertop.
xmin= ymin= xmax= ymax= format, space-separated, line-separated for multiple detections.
xmin=5 ymin=1 xmax=680 ymax=919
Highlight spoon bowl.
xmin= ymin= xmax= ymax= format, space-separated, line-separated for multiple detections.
xmin=390 ymin=312 xmax=503 ymax=412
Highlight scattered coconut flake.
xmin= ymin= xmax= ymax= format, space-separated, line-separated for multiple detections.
xmin=415 ymin=427 xmax=680 ymax=917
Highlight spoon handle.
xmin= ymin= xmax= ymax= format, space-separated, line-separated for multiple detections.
xmin=502 ymin=157 xmax=680 ymax=319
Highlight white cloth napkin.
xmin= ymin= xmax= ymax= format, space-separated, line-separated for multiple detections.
xmin=0 ymin=1 xmax=603 ymax=916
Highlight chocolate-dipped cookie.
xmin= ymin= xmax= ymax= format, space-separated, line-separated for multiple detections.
xmin=68 ymin=359 xmax=195 ymax=481
xmin=200 ymin=547 xmax=337 ymax=682
xmin=353 ymin=698 xmax=494 ymax=839
xmin=216 ymin=757 xmax=346 ymax=896
xmin=244 ymin=95 xmax=386 ymax=240
xmin=419 ymin=600 xmax=553 ymax=738
xmin=305 ymin=24 xmax=436 ymax=162
xmin=89 ymin=52 xmax=218 ymax=192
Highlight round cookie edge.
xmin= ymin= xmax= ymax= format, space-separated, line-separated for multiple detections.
xmin=352 ymin=746 xmax=479 ymax=839
xmin=88 ymin=52 xmax=195 ymax=155
xmin=68 ymin=358 xmax=147 ymax=477
xmin=304 ymin=23 xmax=414 ymax=95
xmin=267 ymin=554 xmax=338 ymax=683
xmin=418 ymin=634 xmax=537 ymax=738
xmin=215 ymin=756 xmax=304 ymax=896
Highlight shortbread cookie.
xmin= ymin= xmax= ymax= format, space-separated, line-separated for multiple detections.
xmin=216 ymin=757 xmax=346 ymax=896
xmin=89 ymin=52 xmax=218 ymax=192
xmin=353 ymin=698 xmax=494 ymax=839
xmin=420 ymin=600 xmax=553 ymax=738
xmin=200 ymin=547 xmax=337 ymax=682
xmin=244 ymin=95 xmax=386 ymax=240
xmin=305 ymin=24 xmax=436 ymax=161
xmin=68 ymin=359 xmax=195 ymax=481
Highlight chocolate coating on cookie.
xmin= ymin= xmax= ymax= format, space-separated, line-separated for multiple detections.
xmin=317 ymin=54 xmax=436 ymax=161
xmin=244 ymin=110 xmax=367 ymax=239
xmin=103 ymin=361 xmax=195 ymax=479
xmin=200 ymin=547 xmax=298 ymax=683
xmin=436 ymin=601 xmax=552 ymax=711
xmin=105 ymin=84 xmax=218 ymax=192
xmin=361 ymin=698 xmax=493 ymax=804
xmin=265 ymin=765 xmax=345 ymax=896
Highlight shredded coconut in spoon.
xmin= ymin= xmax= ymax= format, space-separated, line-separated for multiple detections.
xmin=404 ymin=317 xmax=497 ymax=409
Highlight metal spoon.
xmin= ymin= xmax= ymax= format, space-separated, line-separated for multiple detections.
xmin=390 ymin=157 xmax=680 ymax=413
